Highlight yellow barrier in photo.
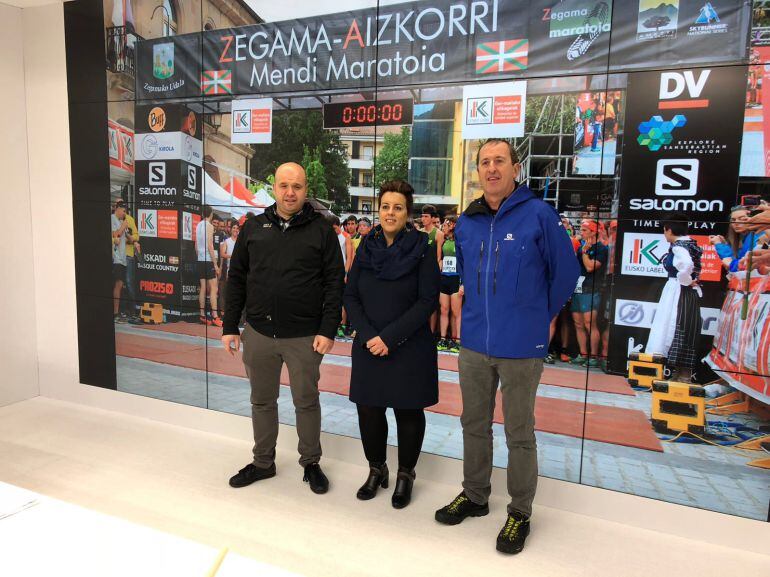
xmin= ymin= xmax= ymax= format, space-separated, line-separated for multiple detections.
xmin=628 ymin=352 xmax=666 ymax=391
xmin=651 ymin=380 xmax=706 ymax=435
xmin=140 ymin=303 xmax=164 ymax=324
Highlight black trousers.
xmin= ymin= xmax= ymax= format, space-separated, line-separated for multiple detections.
xmin=356 ymin=405 xmax=426 ymax=471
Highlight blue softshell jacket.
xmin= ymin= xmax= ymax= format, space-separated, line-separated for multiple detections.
xmin=455 ymin=184 xmax=580 ymax=359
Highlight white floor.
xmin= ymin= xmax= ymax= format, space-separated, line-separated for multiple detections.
xmin=1 ymin=397 xmax=768 ymax=577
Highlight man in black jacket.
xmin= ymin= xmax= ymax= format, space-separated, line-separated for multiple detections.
xmin=222 ymin=162 xmax=345 ymax=494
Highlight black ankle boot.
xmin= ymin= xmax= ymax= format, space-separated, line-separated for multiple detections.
xmin=356 ymin=462 xmax=389 ymax=500
xmin=391 ymin=467 xmax=416 ymax=509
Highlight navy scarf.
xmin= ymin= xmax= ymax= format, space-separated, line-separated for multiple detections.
xmin=356 ymin=224 xmax=428 ymax=280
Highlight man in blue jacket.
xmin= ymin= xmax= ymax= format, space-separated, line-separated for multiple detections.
xmin=435 ymin=140 xmax=580 ymax=554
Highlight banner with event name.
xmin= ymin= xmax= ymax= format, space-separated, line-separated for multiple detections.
xmin=607 ymin=65 xmax=747 ymax=374
xmin=136 ymin=0 xmax=749 ymax=100
xmin=707 ymin=273 xmax=770 ymax=405
xmin=608 ymin=0 xmax=751 ymax=71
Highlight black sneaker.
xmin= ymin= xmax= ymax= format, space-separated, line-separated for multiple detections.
xmin=303 ymin=463 xmax=329 ymax=494
xmin=496 ymin=511 xmax=530 ymax=554
xmin=228 ymin=463 xmax=276 ymax=488
xmin=435 ymin=491 xmax=489 ymax=525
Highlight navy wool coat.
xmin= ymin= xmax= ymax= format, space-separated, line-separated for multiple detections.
xmin=343 ymin=226 xmax=440 ymax=409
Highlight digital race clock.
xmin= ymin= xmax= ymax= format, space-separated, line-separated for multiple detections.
xmin=322 ymin=99 xmax=414 ymax=129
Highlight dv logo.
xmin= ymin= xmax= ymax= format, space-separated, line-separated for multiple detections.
xmin=149 ymin=162 xmax=166 ymax=186
xmin=654 ymin=159 xmax=698 ymax=197
xmin=659 ymin=69 xmax=711 ymax=109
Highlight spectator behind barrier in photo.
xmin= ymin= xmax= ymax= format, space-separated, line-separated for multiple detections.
xmin=122 ymin=202 xmax=141 ymax=324
xmin=352 ymin=217 xmax=372 ymax=252
xmin=196 ymin=205 xmax=223 ymax=327
xmin=646 ymin=213 xmax=703 ymax=383
xmin=438 ymin=215 xmax=461 ymax=353
xmin=222 ymin=162 xmax=345 ymax=496
xmin=213 ymin=214 xmax=227 ymax=317
xmin=220 ymin=222 xmax=239 ymax=317
xmin=434 ymin=139 xmax=579 ymax=555
xmin=741 ymin=203 xmax=770 ymax=272
xmin=420 ymin=204 xmax=445 ymax=265
xmin=343 ymin=179 xmax=440 ymax=509
xmin=330 ymin=215 xmax=355 ymax=338
xmin=569 ymin=219 xmax=608 ymax=368
xmin=343 ymin=214 xmax=358 ymax=238
xmin=600 ymin=220 xmax=618 ymax=371
xmin=712 ymin=206 xmax=756 ymax=273
xmin=111 ymin=200 xmax=130 ymax=323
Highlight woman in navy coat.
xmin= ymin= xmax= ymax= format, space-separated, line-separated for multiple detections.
xmin=344 ymin=180 xmax=440 ymax=509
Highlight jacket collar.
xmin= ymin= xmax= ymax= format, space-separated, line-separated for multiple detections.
xmin=265 ymin=202 xmax=317 ymax=228
xmin=463 ymin=183 xmax=536 ymax=218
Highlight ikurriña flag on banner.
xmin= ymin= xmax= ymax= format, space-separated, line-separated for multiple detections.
xmin=201 ymin=70 xmax=232 ymax=95
xmin=475 ymin=39 xmax=528 ymax=74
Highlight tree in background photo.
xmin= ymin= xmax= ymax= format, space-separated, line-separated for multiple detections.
xmin=249 ymin=109 xmax=350 ymax=210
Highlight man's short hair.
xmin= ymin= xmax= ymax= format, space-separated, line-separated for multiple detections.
xmin=328 ymin=215 xmax=341 ymax=227
xmin=662 ymin=212 xmax=689 ymax=237
xmin=203 ymin=205 xmax=213 ymax=218
xmin=421 ymin=204 xmax=438 ymax=217
xmin=212 ymin=213 xmax=222 ymax=222
xmin=475 ymin=139 xmax=520 ymax=167
xmin=344 ymin=214 xmax=358 ymax=224
xmin=379 ymin=180 xmax=415 ymax=214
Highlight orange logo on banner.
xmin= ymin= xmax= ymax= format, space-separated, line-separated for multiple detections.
xmin=182 ymin=111 xmax=197 ymax=136
xmin=149 ymin=107 xmax=166 ymax=132
xmin=493 ymin=95 xmax=521 ymax=124
xmin=157 ymin=210 xmax=178 ymax=239
xmin=690 ymin=235 xmax=722 ymax=282
xmin=251 ymin=109 xmax=271 ymax=133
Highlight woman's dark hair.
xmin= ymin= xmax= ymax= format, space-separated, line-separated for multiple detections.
xmin=379 ymin=180 xmax=414 ymax=214
xmin=662 ymin=212 xmax=689 ymax=237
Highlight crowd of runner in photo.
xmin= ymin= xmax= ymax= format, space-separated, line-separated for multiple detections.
xmin=110 ymin=196 xmax=770 ymax=370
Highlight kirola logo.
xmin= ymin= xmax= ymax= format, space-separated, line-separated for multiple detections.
xmin=659 ymin=70 xmax=711 ymax=109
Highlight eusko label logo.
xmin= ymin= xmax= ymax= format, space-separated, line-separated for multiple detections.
xmin=620 ymin=232 xmax=669 ymax=277
xmin=466 ymin=97 xmax=492 ymax=125
xmin=138 ymin=209 xmax=157 ymax=238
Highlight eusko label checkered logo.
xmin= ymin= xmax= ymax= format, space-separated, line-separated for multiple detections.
xmin=138 ymin=209 xmax=157 ymax=238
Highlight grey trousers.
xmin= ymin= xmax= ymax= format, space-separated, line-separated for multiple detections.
xmin=458 ymin=347 xmax=543 ymax=517
xmin=241 ymin=324 xmax=323 ymax=468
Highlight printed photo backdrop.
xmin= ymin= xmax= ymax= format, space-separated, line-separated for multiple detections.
xmin=67 ymin=0 xmax=769 ymax=522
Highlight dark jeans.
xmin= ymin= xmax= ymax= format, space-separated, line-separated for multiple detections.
xmin=356 ymin=405 xmax=426 ymax=471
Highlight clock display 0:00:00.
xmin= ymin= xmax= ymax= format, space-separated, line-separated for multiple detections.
xmin=342 ymin=103 xmax=404 ymax=124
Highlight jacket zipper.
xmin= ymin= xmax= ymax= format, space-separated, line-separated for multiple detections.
xmin=485 ymin=220 xmax=495 ymax=355
xmin=476 ymin=241 xmax=485 ymax=295
xmin=493 ymin=241 xmax=500 ymax=295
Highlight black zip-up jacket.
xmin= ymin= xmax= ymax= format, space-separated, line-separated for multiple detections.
xmin=223 ymin=203 xmax=345 ymax=339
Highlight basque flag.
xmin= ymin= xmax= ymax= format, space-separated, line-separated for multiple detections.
xmin=475 ymin=39 xmax=528 ymax=74
xmin=201 ymin=70 xmax=232 ymax=95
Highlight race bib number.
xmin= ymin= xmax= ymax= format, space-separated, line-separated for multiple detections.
xmin=575 ymin=275 xmax=586 ymax=294
xmin=442 ymin=256 xmax=457 ymax=274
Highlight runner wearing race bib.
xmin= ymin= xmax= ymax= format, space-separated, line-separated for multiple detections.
xmin=438 ymin=215 xmax=461 ymax=353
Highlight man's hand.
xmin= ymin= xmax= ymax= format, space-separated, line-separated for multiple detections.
xmin=751 ymin=248 xmax=770 ymax=271
xmin=133 ymin=241 xmax=141 ymax=254
xmin=313 ymin=335 xmax=334 ymax=355
xmin=458 ymin=285 xmax=465 ymax=297
xmin=215 ymin=265 xmax=221 ymax=278
xmin=366 ymin=336 xmax=389 ymax=357
xmin=222 ymin=334 xmax=241 ymax=356
xmin=745 ymin=207 xmax=770 ymax=231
